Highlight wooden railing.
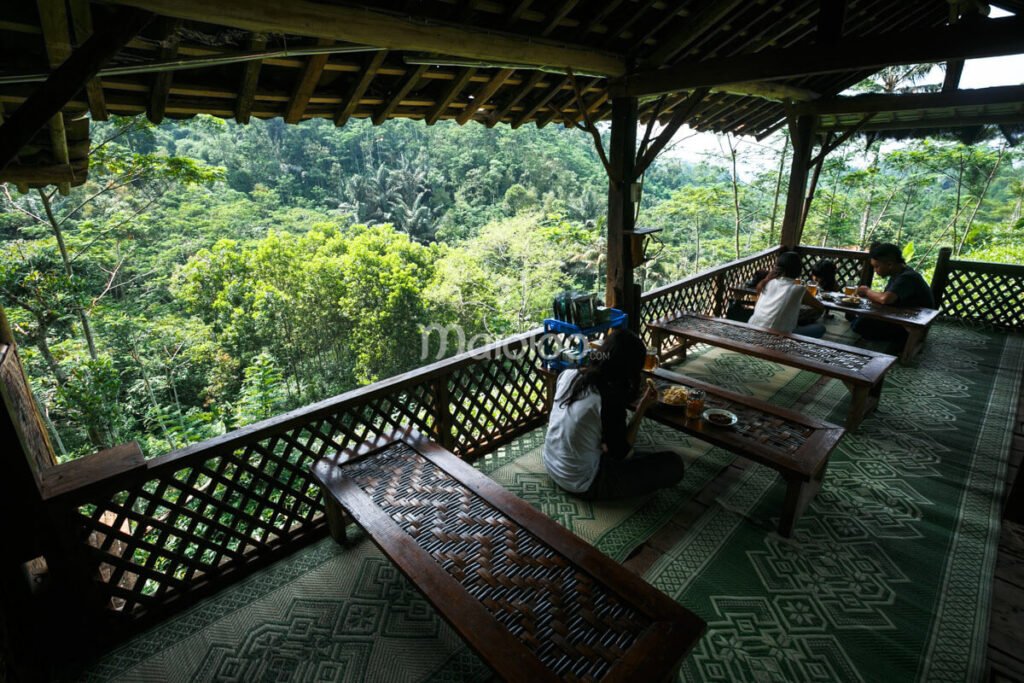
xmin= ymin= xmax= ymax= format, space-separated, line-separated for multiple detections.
xmin=39 ymin=329 xmax=549 ymax=635
xmin=932 ymin=247 xmax=1024 ymax=332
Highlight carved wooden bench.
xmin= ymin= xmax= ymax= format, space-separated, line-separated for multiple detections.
xmin=310 ymin=428 xmax=706 ymax=682
xmin=647 ymin=311 xmax=897 ymax=429
xmin=645 ymin=367 xmax=845 ymax=537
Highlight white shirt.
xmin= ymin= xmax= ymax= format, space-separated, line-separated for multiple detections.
xmin=747 ymin=277 xmax=805 ymax=333
xmin=542 ymin=370 xmax=602 ymax=493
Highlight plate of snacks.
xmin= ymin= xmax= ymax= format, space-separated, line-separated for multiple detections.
xmin=839 ymin=296 xmax=863 ymax=306
xmin=659 ymin=385 xmax=688 ymax=406
xmin=702 ymin=408 xmax=738 ymax=427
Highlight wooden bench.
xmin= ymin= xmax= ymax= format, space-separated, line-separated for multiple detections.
xmin=311 ymin=427 xmax=706 ymax=683
xmin=648 ymin=311 xmax=897 ymax=429
xmin=645 ymin=367 xmax=845 ymax=537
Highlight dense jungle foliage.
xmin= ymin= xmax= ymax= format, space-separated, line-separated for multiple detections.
xmin=1 ymin=114 xmax=1021 ymax=461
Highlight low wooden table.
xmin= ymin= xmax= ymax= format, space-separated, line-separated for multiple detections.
xmin=645 ymin=368 xmax=845 ymax=537
xmin=730 ymin=285 xmax=939 ymax=363
xmin=818 ymin=292 xmax=939 ymax=363
xmin=648 ymin=311 xmax=896 ymax=429
xmin=311 ymin=428 xmax=706 ymax=683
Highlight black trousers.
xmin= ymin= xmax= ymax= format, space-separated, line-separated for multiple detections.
xmin=852 ymin=316 xmax=908 ymax=345
xmin=576 ymin=450 xmax=685 ymax=501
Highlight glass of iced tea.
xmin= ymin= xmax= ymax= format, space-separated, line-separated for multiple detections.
xmin=686 ymin=389 xmax=705 ymax=419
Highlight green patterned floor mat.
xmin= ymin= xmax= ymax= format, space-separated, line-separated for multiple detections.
xmin=644 ymin=322 xmax=1024 ymax=682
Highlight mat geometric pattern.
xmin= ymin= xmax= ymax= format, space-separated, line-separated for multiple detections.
xmin=81 ymin=349 xmax=801 ymax=682
xmin=645 ymin=322 xmax=1023 ymax=682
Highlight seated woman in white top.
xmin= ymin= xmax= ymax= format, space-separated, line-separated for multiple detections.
xmin=747 ymin=251 xmax=827 ymax=338
xmin=542 ymin=329 xmax=685 ymax=500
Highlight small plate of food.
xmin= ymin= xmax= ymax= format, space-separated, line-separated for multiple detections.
xmin=702 ymin=408 xmax=738 ymax=427
xmin=839 ymin=295 xmax=863 ymax=306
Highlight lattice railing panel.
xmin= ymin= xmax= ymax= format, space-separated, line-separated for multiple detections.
xmin=58 ymin=332 xmax=548 ymax=625
xmin=798 ymin=246 xmax=872 ymax=290
xmin=941 ymin=267 xmax=1024 ymax=331
xmin=640 ymin=248 xmax=781 ymax=346
xmin=446 ymin=344 xmax=548 ymax=458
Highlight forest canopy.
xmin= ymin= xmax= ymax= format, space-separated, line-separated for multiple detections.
xmin=1 ymin=113 xmax=1021 ymax=461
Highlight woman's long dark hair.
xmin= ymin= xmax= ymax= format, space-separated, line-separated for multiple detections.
xmin=811 ymin=259 xmax=839 ymax=291
xmin=559 ymin=328 xmax=647 ymax=408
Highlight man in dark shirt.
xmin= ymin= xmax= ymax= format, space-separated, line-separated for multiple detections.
xmin=852 ymin=243 xmax=935 ymax=345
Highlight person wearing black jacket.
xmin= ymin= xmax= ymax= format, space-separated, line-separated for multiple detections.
xmin=853 ymin=243 xmax=935 ymax=345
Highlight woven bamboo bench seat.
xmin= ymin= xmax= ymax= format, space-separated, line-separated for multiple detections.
xmin=648 ymin=311 xmax=897 ymax=429
xmin=646 ymin=367 xmax=845 ymax=537
xmin=310 ymin=428 xmax=706 ymax=683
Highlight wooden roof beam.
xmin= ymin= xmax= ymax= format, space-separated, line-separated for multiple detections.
xmin=615 ymin=14 xmax=1024 ymax=97
xmin=711 ymin=81 xmax=819 ymax=103
xmin=235 ymin=33 xmax=267 ymax=124
xmin=602 ymin=0 xmax=658 ymax=47
xmin=541 ymin=0 xmax=579 ymax=38
xmin=335 ymin=50 xmax=388 ymax=126
xmin=487 ymin=70 xmax=544 ymax=127
xmin=794 ymin=84 xmax=1024 ymax=116
xmin=108 ymin=0 xmax=627 ymax=77
xmin=456 ymin=68 xmax=514 ymax=125
xmin=37 ymin=0 xmax=75 ymax=194
xmin=68 ymin=0 xmax=108 ymax=120
xmin=537 ymin=75 xmax=600 ymax=127
xmin=820 ymin=112 xmax=1024 ymax=132
xmin=0 ymin=161 xmax=89 ymax=187
xmin=644 ymin=0 xmax=747 ymax=67
xmin=512 ymin=76 xmax=570 ymax=128
xmin=0 ymin=9 xmax=152 ymax=172
xmin=817 ymin=0 xmax=847 ymax=45
xmin=425 ymin=67 xmax=477 ymax=125
xmin=507 ymin=0 xmax=532 ymax=24
xmin=373 ymin=64 xmax=427 ymax=125
xmin=148 ymin=18 xmax=181 ymax=123
xmin=576 ymin=0 xmax=623 ymax=38
xmin=285 ymin=38 xmax=333 ymax=124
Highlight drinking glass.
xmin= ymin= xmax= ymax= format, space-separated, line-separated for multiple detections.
xmin=644 ymin=349 xmax=659 ymax=371
xmin=686 ymin=389 xmax=706 ymax=419
xmin=806 ymin=283 xmax=818 ymax=297
xmin=843 ymin=283 xmax=857 ymax=297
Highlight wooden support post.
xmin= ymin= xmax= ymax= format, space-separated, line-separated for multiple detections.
xmin=931 ymin=246 xmax=953 ymax=311
xmin=779 ymin=114 xmax=817 ymax=249
xmin=432 ymin=376 xmax=455 ymax=451
xmin=606 ymin=97 xmax=638 ymax=330
xmin=148 ymin=18 xmax=182 ymax=124
xmin=0 ymin=9 xmax=152 ymax=172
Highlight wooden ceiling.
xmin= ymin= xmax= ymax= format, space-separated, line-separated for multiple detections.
xmin=1 ymin=0 xmax=1023 ymax=189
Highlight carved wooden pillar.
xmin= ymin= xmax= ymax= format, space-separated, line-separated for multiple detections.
xmin=606 ymin=97 xmax=638 ymax=331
